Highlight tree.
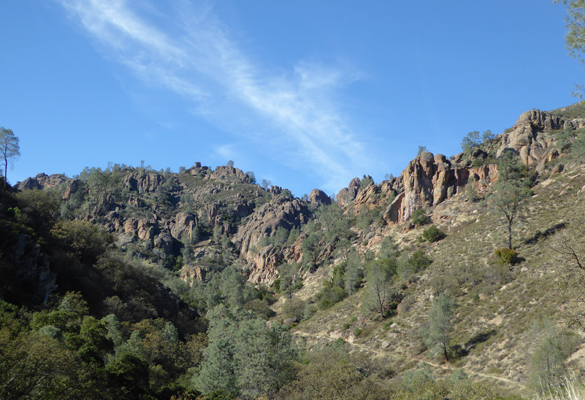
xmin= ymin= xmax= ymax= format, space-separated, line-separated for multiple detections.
xmin=490 ymin=151 xmax=531 ymax=249
xmin=555 ymin=0 xmax=585 ymax=96
xmin=482 ymin=129 xmax=495 ymax=142
xmin=51 ymin=220 xmax=114 ymax=264
xmin=363 ymin=260 xmax=392 ymax=316
xmin=261 ymin=179 xmax=271 ymax=189
xmin=528 ymin=318 xmax=579 ymax=393
xmin=411 ymin=208 xmax=431 ymax=226
xmin=419 ymin=225 xmax=446 ymax=243
xmin=422 ymin=293 xmax=455 ymax=362
xmin=79 ymin=167 xmax=122 ymax=216
xmin=547 ymin=206 xmax=585 ymax=273
xmin=461 ymin=131 xmax=481 ymax=153
xmin=245 ymin=171 xmax=256 ymax=184
xmin=278 ymin=263 xmax=299 ymax=300
xmin=465 ymin=175 xmax=481 ymax=202
xmin=0 ymin=329 xmax=86 ymax=400
xmin=278 ymin=346 xmax=387 ymax=399
xmin=0 ymin=128 xmax=20 ymax=189
xmin=490 ymin=181 xmax=530 ymax=249
xmin=220 ymin=265 xmax=245 ymax=308
xmin=196 ymin=306 xmax=297 ymax=398
xmin=344 ymin=251 xmax=362 ymax=296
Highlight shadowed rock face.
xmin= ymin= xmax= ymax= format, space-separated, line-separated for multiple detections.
xmin=336 ymin=177 xmax=361 ymax=206
xmin=124 ymin=172 xmax=164 ymax=193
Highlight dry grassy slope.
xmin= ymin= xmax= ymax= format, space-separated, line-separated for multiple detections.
xmin=276 ymin=162 xmax=585 ymax=395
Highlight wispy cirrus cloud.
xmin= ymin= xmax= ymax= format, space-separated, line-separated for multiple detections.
xmin=57 ymin=0 xmax=373 ymax=191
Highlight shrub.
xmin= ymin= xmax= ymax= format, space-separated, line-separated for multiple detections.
xmin=419 ymin=225 xmax=446 ymax=243
xmin=410 ymin=250 xmax=433 ymax=270
xmin=316 ymin=283 xmax=347 ymax=310
xmin=466 ymin=176 xmax=481 ymax=202
xmin=412 ymin=209 xmax=431 ymax=226
xmin=353 ymin=328 xmax=362 ymax=337
xmin=282 ymin=297 xmax=306 ymax=321
xmin=494 ymin=248 xmax=518 ymax=265
xmin=242 ymin=299 xmax=276 ymax=320
xmin=51 ymin=220 xmax=114 ymax=264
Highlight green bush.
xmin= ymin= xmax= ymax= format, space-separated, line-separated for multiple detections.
xmin=51 ymin=220 xmax=114 ymax=264
xmin=419 ymin=225 xmax=446 ymax=243
xmin=412 ymin=209 xmax=431 ymax=226
xmin=242 ymin=299 xmax=276 ymax=320
xmin=410 ymin=250 xmax=433 ymax=270
xmin=316 ymin=283 xmax=347 ymax=310
xmin=353 ymin=328 xmax=362 ymax=337
xmin=494 ymin=248 xmax=518 ymax=265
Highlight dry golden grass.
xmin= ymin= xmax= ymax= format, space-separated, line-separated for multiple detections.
xmin=277 ymin=163 xmax=585 ymax=397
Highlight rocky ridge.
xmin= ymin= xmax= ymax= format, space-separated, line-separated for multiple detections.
xmin=14 ymin=106 xmax=583 ymax=288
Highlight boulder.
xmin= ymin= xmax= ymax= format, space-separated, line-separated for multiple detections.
xmin=308 ymin=189 xmax=331 ymax=205
xmin=336 ymin=177 xmax=361 ymax=206
xmin=495 ymin=109 xmax=585 ymax=167
xmin=170 ymin=212 xmax=196 ymax=240
xmin=154 ymin=233 xmax=173 ymax=252
xmin=551 ymin=163 xmax=564 ymax=175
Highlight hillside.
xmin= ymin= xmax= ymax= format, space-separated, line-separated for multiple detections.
xmin=4 ymin=103 xmax=585 ymax=399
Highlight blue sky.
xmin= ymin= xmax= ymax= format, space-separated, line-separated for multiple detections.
xmin=0 ymin=1 xmax=583 ymax=197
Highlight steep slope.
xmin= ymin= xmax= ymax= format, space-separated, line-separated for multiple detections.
xmin=10 ymin=102 xmax=585 ymax=397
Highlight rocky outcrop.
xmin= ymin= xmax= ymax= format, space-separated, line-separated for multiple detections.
xmin=245 ymin=245 xmax=283 ymax=283
xmin=124 ymin=172 xmax=164 ymax=193
xmin=232 ymin=197 xmax=312 ymax=284
xmin=336 ymin=176 xmax=373 ymax=207
xmin=381 ymin=152 xmax=498 ymax=223
xmin=189 ymin=162 xmax=210 ymax=178
xmin=234 ymin=196 xmax=312 ymax=255
xmin=309 ymin=189 xmax=331 ymax=205
xmin=210 ymin=165 xmax=252 ymax=184
xmin=496 ymin=109 xmax=585 ymax=166
xmin=16 ymin=173 xmax=70 ymax=191
xmin=180 ymin=264 xmax=211 ymax=284
xmin=170 ymin=212 xmax=196 ymax=240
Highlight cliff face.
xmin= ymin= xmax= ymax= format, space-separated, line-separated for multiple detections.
xmin=337 ymin=108 xmax=582 ymax=223
xmin=495 ymin=109 xmax=581 ymax=165
xmin=336 ymin=153 xmax=498 ymax=224
xmin=14 ymin=106 xmax=583 ymax=287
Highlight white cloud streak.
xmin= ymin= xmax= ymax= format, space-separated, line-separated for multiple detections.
xmin=57 ymin=0 xmax=372 ymax=191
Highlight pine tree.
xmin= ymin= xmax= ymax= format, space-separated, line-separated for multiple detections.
xmin=0 ymin=127 xmax=20 ymax=189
